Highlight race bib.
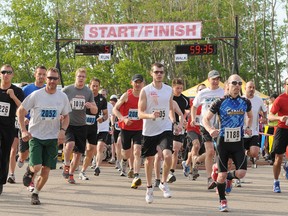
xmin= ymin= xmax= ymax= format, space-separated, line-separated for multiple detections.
xmin=128 ymin=109 xmax=139 ymax=120
xmin=86 ymin=114 xmax=96 ymax=125
xmin=115 ymin=122 xmax=120 ymax=130
xmin=0 ymin=102 xmax=10 ymax=117
xmin=71 ymin=98 xmax=85 ymax=110
xmin=40 ymin=108 xmax=57 ymax=120
xmin=152 ymin=108 xmax=166 ymax=121
xmin=224 ymin=127 xmax=241 ymax=142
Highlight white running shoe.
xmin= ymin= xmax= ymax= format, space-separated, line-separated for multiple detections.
xmin=159 ymin=182 xmax=172 ymax=198
xmin=79 ymin=172 xmax=89 ymax=180
xmin=145 ymin=187 xmax=154 ymax=204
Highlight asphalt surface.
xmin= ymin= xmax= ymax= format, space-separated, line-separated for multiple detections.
xmin=1 ymin=159 xmax=287 ymax=216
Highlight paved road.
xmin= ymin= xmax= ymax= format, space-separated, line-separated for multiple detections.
xmin=1 ymin=161 xmax=287 ymax=216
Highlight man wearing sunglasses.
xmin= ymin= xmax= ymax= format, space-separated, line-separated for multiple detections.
xmin=138 ymin=62 xmax=178 ymax=203
xmin=0 ymin=64 xmax=24 ymax=195
xmin=191 ymin=70 xmax=224 ymax=190
xmin=203 ymin=74 xmax=253 ymax=212
xmin=18 ymin=67 xmax=71 ymax=205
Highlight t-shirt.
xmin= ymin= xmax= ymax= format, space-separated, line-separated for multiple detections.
xmin=142 ymin=83 xmax=173 ymax=136
xmin=118 ymin=89 xmax=143 ymax=131
xmin=22 ymin=88 xmax=71 ymax=139
xmin=0 ymin=84 xmax=24 ymax=127
xmin=210 ymin=95 xmax=252 ymax=138
xmin=86 ymin=93 xmax=107 ymax=127
xmin=173 ymin=93 xmax=190 ymax=123
xmin=270 ymin=93 xmax=288 ymax=129
xmin=193 ymin=87 xmax=224 ymax=127
xmin=62 ymin=84 xmax=94 ymax=126
xmin=243 ymin=95 xmax=267 ymax=136
xmin=98 ymin=102 xmax=113 ymax=132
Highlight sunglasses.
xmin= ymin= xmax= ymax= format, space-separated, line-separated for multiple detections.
xmin=230 ymin=81 xmax=242 ymax=86
xmin=153 ymin=71 xmax=164 ymax=75
xmin=1 ymin=70 xmax=13 ymax=75
xmin=47 ymin=76 xmax=59 ymax=81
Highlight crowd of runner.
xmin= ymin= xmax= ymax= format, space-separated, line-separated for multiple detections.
xmin=0 ymin=63 xmax=288 ymax=212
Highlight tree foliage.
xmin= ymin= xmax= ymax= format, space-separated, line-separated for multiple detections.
xmin=0 ymin=0 xmax=286 ymax=96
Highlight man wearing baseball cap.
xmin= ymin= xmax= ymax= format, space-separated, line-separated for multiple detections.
xmin=113 ymin=74 xmax=144 ymax=189
xmin=191 ymin=70 xmax=224 ymax=190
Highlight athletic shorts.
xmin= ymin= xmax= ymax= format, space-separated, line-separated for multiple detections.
xmin=97 ymin=131 xmax=111 ymax=145
xmin=113 ymin=129 xmax=121 ymax=144
xmin=86 ymin=125 xmax=98 ymax=145
xmin=121 ymin=129 xmax=142 ymax=150
xmin=272 ymin=127 xmax=288 ymax=155
xmin=29 ymin=137 xmax=58 ymax=169
xmin=200 ymin=126 xmax=213 ymax=142
xmin=243 ymin=135 xmax=260 ymax=150
xmin=186 ymin=131 xmax=204 ymax=153
xmin=173 ymin=134 xmax=185 ymax=142
xmin=216 ymin=137 xmax=247 ymax=173
xmin=267 ymin=126 xmax=275 ymax=135
xmin=65 ymin=125 xmax=87 ymax=154
xmin=141 ymin=131 xmax=173 ymax=158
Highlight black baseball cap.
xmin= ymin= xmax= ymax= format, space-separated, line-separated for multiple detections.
xmin=132 ymin=74 xmax=144 ymax=82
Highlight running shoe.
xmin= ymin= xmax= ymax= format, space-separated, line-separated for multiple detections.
xmin=7 ymin=174 xmax=16 ymax=184
xmin=273 ymin=181 xmax=281 ymax=193
xmin=191 ymin=168 xmax=200 ymax=180
xmin=79 ymin=171 xmax=89 ymax=180
xmin=121 ymin=160 xmax=127 ymax=173
xmin=62 ymin=165 xmax=70 ymax=179
xmin=159 ymin=182 xmax=172 ymax=198
xmin=115 ymin=160 xmax=121 ymax=171
xmin=17 ymin=157 xmax=24 ymax=168
xmin=219 ymin=199 xmax=228 ymax=212
xmin=31 ymin=193 xmax=41 ymax=205
xmin=23 ymin=166 xmax=34 ymax=187
xmin=181 ymin=161 xmax=190 ymax=177
xmin=226 ymin=180 xmax=233 ymax=194
xmin=145 ymin=187 xmax=154 ymax=204
xmin=207 ymin=177 xmax=217 ymax=190
xmin=94 ymin=167 xmax=101 ymax=176
xmin=91 ymin=156 xmax=96 ymax=169
xmin=234 ymin=179 xmax=241 ymax=187
xmin=131 ymin=177 xmax=142 ymax=189
xmin=108 ymin=158 xmax=116 ymax=164
xmin=154 ymin=179 xmax=160 ymax=187
xmin=120 ymin=171 xmax=127 ymax=177
xmin=127 ymin=169 xmax=134 ymax=178
xmin=167 ymin=173 xmax=176 ymax=183
xmin=67 ymin=174 xmax=75 ymax=184
xmin=27 ymin=181 xmax=35 ymax=192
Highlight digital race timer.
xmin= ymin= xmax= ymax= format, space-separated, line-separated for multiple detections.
xmin=175 ymin=44 xmax=217 ymax=55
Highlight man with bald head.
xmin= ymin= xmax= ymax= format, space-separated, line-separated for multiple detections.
xmin=202 ymin=74 xmax=253 ymax=212
xmin=243 ymin=81 xmax=267 ymax=169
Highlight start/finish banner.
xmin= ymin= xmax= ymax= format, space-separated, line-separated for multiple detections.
xmin=84 ymin=22 xmax=202 ymax=41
